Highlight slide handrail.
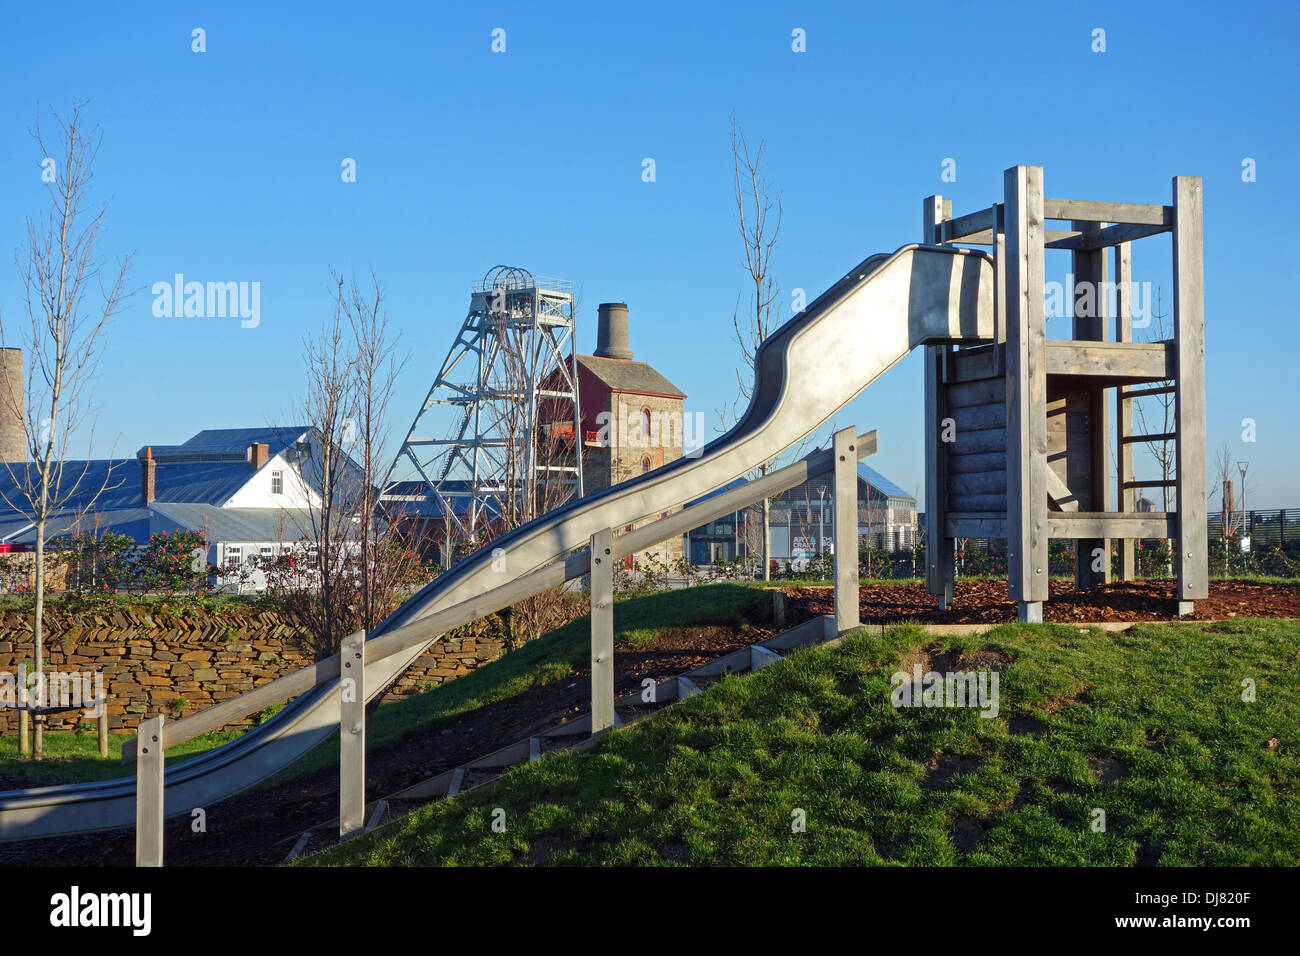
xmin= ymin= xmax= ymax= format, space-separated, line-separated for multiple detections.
xmin=121 ymin=429 xmax=877 ymax=761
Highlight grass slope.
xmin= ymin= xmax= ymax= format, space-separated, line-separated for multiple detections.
xmin=0 ymin=729 xmax=244 ymax=788
xmin=306 ymin=618 xmax=1300 ymax=866
xmin=0 ymin=583 xmax=767 ymax=790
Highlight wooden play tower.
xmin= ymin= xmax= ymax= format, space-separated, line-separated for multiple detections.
xmin=923 ymin=166 xmax=1207 ymax=621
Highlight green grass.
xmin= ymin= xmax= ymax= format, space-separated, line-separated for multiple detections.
xmin=0 ymin=727 xmax=245 ymax=788
xmin=261 ymin=583 xmax=768 ymax=785
xmin=305 ymin=617 xmax=1300 ymax=866
xmin=0 ymin=583 xmax=768 ymax=791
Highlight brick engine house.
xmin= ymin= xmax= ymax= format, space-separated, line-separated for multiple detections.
xmin=546 ymin=302 xmax=687 ymax=569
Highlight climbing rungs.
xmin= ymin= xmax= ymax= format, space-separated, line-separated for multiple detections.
xmin=1121 ymin=384 xmax=1176 ymax=399
xmin=1121 ymin=432 xmax=1176 ymax=444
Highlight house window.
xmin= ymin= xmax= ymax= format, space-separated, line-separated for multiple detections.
xmin=640 ymin=455 xmax=651 ymax=474
xmin=640 ymin=407 xmax=652 ymax=441
xmin=225 ymin=546 xmax=241 ymax=569
xmin=271 ymin=470 xmax=283 ymax=495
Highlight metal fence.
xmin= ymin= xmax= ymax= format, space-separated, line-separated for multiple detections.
xmin=1207 ymin=508 xmax=1300 ymax=548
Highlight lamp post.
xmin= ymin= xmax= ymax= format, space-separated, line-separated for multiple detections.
xmin=817 ymin=485 xmax=827 ymax=559
xmin=1237 ymin=461 xmax=1250 ymax=552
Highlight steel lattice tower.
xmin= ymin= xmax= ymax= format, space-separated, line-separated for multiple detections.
xmin=379 ymin=266 xmax=583 ymax=546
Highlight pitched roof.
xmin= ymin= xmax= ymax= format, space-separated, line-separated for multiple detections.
xmin=138 ymin=426 xmax=310 ymax=462
xmin=0 ymin=457 xmax=259 ymax=513
xmin=149 ymin=503 xmax=326 ymax=543
xmin=0 ymin=425 xmax=366 ymax=544
xmin=0 ymin=506 xmax=154 ymax=545
xmin=576 ymin=354 xmax=685 ymax=399
xmin=857 ymin=464 xmax=913 ymax=501
xmin=0 ymin=503 xmax=326 ymax=546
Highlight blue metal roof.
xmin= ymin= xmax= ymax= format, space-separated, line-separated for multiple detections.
xmin=138 ymin=426 xmax=311 ymax=461
xmin=857 ymin=463 xmax=913 ymax=501
xmin=0 ymin=426 xmax=365 ymax=545
xmin=0 ymin=458 xmax=256 ymax=512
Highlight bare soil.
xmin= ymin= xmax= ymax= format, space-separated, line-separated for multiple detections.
xmin=785 ymin=579 xmax=1300 ymax=624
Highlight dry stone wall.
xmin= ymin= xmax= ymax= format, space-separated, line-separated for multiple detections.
xmin=0 ymin=606 xmax=508 ymax=733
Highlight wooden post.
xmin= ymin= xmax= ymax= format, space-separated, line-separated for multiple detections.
xmin=590 ymin=528 xmax=615 ymax=734
xmin=135 ymin=713 xmax=164 ymax=867
xmin=1173 ymin=176 xmax=1208 ymax=614
xmin=922 ymin=195 xmax=955 ymax=609
xmin=993 ymin=202 xmax=1008 ymax=375
xmin=98 ymin=698 xmax=109 ymax=759
xmin=1114 ymin=242 xmax=1136 ymax=580
xmin=833 ymin=427 xmax=861 ymax=634
xmin=18 ymin=705 xmax=29 ymax=756
xmin=1072 ymin=221 xmax=1111 ymax=589
xmin=1004 ymin=166 xmax=1048 ymax=622
xmin=772 ymin=590 xmax=785 ymax=628
xmin=339 ymin=629 xmax=365 ymax=841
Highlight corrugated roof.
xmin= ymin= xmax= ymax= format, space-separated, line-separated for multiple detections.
xmin=0 ymin=507 xmax=154 ymax=545
xmin=139 ymin=426 xmax=310 ymax=461
xmin=150 ymin=503 xmax=326 ymax=543
xmin=0 ymin=458 xmax=257 ymax=512
xmin=576 ymin=354 xmax=686 ymax=398
xmin=0 ymin=426 xmax=366 ymax=545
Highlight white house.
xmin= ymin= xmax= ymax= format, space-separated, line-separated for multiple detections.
xmin=0 ymin=426 xmax=363 ymax=593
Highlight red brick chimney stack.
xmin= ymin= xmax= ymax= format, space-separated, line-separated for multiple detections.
xmin=249 ymin=442 xmax=269 ymax=470
xmin=141 ymin=446 xmax=156 ymax=506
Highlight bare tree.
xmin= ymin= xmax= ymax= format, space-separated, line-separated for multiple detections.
xmin=862 ymin=488 xmax=889 ymax=577
xmin=1132 ymin=289 xmax=1176 ymax=511
xmin=0 ymin=103 xmax=131 ymax=758
xmin=1210 ymin=443 xmax=1253 ymax=574
xmin=288 ymin=274 xmax=362 ymax=655
xmin=344 ymin=272 xmax=408 ymax=633
xmin=725 ymin=116 xmax=784 ymax=581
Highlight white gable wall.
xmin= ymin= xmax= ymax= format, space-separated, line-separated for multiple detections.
xmin=224 ymin=449 xmax=322 ymax=509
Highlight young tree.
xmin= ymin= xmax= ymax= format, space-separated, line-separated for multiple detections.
xmin=287 ymin=274 xmax=362 ymax=655
xmin=726 ymin=116 xmax=784 ymax=581
xmin=1132 ymin=289 xmax=1176 ymax=511
xmin=344 ymin=271 xmax=408 ymax=633
xmin=0 ymin=103 xmax=131 ymax=757
xmin=276 ymin=271 xmax=430 ymax=656
xmin=1210 ymin=443 xmax=1252 ymax=575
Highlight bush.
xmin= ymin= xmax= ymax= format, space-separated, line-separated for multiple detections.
xmin=136 ymin=529 xmax=209 ymax=593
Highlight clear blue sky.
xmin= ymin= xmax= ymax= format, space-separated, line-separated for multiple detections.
xmin=1 ymin=0 xmax=1296 ymax=507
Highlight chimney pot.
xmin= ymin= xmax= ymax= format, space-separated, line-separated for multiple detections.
xmin=249 ymin=442 xmax=269 ymax=470
xmin=595 ymin=302 xmax=633 ymax=360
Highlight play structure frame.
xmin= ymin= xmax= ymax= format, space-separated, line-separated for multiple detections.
xmin=922 ymin=166 xmax=1207 ymax=621
xmin=4 ymin=164 xmax=1211 ymax=865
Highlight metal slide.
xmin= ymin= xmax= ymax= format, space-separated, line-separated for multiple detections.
xmin=0 ymin=244 xmax=993 ymax=843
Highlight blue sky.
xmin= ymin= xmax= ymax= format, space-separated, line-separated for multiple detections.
xmin=1 ymin=0 xmax=1296 ymax=507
